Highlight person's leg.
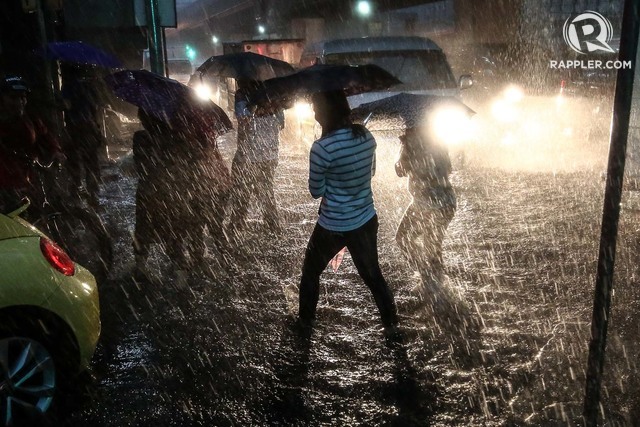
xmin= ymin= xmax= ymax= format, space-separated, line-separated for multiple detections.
xmin=257 ymin=161 xmax=281 ymax=232
xmin=419 ymin=206 xmax=456 ymax=284
xmin=395 ymin=202 xmax=429 ymax=271
xmin=83 ymin=142 xmax=102 ymax=208
xmin=65 ymin=131 xmax=83 ymax=193
xmin=133 ymin=194 xmax=154 ymax=279
xmin=187 ymin=222 xmax=206 ymax=268
xmin=346 ymin=215 xmax=398 ymax=327
xmin=298 ymin=224 xmax=344 ymax=323
xmin=227 ymin=159 xmax=252 ymax=235
xmin=208 ymin=188 xmax=230 ymax=248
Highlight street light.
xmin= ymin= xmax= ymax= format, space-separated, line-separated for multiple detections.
xmin=258 ymin=24 xmax=266 ymax=35
xmin=211 ymin=35 xmax=219 ymax=44
xmin=356 ymin=0 xmax=372 ymax=17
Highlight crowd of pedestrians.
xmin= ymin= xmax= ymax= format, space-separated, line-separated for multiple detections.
xmin=0 ymin=70 xmax=457 ymax=335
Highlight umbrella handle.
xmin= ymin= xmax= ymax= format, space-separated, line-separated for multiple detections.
xmin=363 ymin=112 xmax=373 ymax=127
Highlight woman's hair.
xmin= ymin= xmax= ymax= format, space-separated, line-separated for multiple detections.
xmin=312 ymin=90 xmax=365 ymax=138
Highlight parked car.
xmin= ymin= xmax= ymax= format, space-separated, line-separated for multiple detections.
xmin=0 ymin=201 xmax=100 ymax=426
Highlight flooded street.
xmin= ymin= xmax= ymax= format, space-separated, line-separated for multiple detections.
xmin=54 ymin=126 xmax=640 ymax=426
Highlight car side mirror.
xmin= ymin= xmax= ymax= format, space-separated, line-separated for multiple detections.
xmin=459 ymin=74 xmax=473 ymax=90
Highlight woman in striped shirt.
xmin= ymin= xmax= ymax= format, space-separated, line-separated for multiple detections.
xmin=298 ymin=90 xmax=398 ymax=330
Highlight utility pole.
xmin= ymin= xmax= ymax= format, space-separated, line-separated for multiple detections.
xmin=583 ymin=0 xmax=640 ymax=425
xmin=145 ymin=0 xmax=166 ymax=76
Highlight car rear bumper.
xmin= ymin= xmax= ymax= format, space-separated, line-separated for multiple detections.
xmin=43 ymin=265 xmax=101 ymax=370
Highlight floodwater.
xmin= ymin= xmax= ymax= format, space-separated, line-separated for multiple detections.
xmin=60 ymin=111 xmax=640 ymax=426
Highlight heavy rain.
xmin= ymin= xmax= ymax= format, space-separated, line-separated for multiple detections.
xmin=0 ymin=0 xmax=639 ymax=426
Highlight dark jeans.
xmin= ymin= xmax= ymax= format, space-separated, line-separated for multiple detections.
xmin=298 ymin=215 xmax=398 ymax=327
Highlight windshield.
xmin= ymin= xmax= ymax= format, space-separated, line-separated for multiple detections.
xmin=168 ymin=60 xmax=192 ymax=75
xmin=325 ymin=50 xmax=457 ymax=91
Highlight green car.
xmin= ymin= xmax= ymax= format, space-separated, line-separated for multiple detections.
xmin=0 ymin=202 xmax=101 ymax=425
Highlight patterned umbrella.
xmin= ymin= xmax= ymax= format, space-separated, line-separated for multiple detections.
xmin=247 ymin=64 xmax=402 ymax=115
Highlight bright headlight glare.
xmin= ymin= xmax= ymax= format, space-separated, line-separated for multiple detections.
xmin=294 ymin=101 xmax=314 ymax=120
xmin=503 ymin=85 xmax=524 ymax=103
xmin=194 ymin=83 xmax=213 ymax=101
xmin=431 ymin=106 xmax=473 ymax=145
xmin=491 ymin=99 xmax=519 ymax=123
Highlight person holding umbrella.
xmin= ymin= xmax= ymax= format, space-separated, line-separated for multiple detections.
xmin=196 ymin=52 xmax=295 ymax=238
xmin=394 ymin=125 xmax=456 ymax=291
xmin=299 ymin=90 xmax=398 ymax=330
xmin=38 ymin=41 xmax=123 ymax=208
xmin=61 ymin=64 xmax=108 ymax=209
xmin=132 ymin=103 xmax=233 ymax=281
xmin=247 ymin=64 xmax=402 ymax=332
xmin=227 ymin=78 xmax=285 ymax=237
xmin=350 ymin=93 xmax=474 ymax=304
xmin=105 ymin=70 xmax=233 ymax=281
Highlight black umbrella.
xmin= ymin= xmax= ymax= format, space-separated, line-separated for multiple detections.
xmin=247 ymin=64 xmax=402 ymax=115
xmin=196 ymin=52 xmax=295 ymax=81
xmin=350 ymin=93 xmax=475 ymax=131
xmin=104 ymin=69 xmax=232 ymax=133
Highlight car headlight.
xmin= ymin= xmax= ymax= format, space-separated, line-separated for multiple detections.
xmin=491 ymin=98 xmax=519 ymax=123
xmin=503 ymin=85 xmax=524 ymax=103
xmin=194 ymin=83 xmax=213 ymax=101
xmin=431 ymin=105 xmax=474 ymax=145
xmin=294 ymin=101 xmax=314 ymax=121
xmin=491 ymin=84 xmax=524 ymax=123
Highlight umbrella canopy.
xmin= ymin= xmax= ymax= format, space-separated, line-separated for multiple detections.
xmin=350 ymin=93 xmax=475 ymax=131
xmin=197 ymin=52 xmax=295 ymax=81
xmin=40 ymin=41 xmax=123 ymax=68
xmin=247 ymin=64 xmax=402 ymax=115
xmin=104 ymin=69 xmax=232 ymax=134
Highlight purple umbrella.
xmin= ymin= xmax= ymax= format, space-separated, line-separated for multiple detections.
xmin=40 ymin=41 xmax=123 ymax=68
xmin=104 ymin=69 xmax=232 ymax=134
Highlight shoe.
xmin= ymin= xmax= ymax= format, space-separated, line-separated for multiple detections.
xmin=383 ymin=323 xmax=405 ymax=346
xmin=291 ymin=317 xmax=314 ymax=338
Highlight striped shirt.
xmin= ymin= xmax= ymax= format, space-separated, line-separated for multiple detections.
xmin=309 ymin=126 xmax=377 ymax=232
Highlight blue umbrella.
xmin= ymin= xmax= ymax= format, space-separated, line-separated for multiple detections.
xmin=104 ymin=69 xmax=232 ymax=133
xmin=41 ymin=41 xmax=122 ymax=68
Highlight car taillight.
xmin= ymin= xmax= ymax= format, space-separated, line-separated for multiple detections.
xmin=40 ymin=237 xmax=75 ymax=276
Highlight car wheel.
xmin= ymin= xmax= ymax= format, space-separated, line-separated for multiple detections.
xmin=0 ymin=337 xmax=56 ymax=426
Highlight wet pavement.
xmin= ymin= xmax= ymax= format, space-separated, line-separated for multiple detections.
xmin=56 ymin=128 xmax=640 ymax=426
